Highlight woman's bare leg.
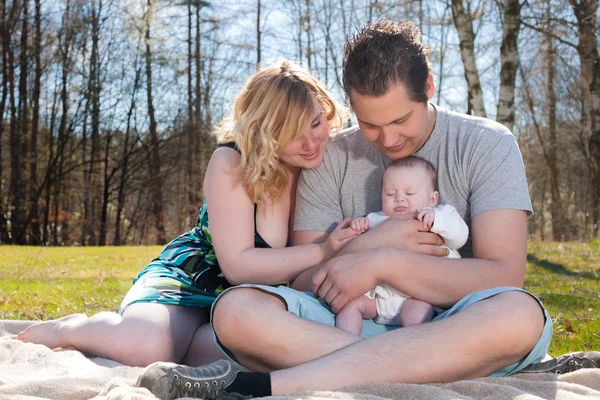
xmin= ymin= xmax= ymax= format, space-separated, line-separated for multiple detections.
xmin=181 ymin=322 xmax=226 ymax=366
xmin=18 ymin=303 xmax=209 ymax=367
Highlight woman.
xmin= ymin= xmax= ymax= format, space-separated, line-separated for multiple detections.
xmin=18 ymin=60 xmax=352 ymax=367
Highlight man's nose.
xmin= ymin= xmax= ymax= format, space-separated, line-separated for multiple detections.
xmin=381 ymin=126 xmax=398 ymax=147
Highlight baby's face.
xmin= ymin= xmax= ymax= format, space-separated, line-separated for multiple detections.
xmin=381 ymin=166 xmax=437 ymax=218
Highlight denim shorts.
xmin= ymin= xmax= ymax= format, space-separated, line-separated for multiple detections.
xmin=210 ymin=285 xmax=552 ymax=377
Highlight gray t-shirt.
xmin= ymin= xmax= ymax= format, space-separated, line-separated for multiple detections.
xmin=294 ymin=104 xmax=532 ymax=257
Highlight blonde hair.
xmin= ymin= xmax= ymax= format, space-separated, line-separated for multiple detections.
xmin=213 ymin=61 xmax=344 ymax=204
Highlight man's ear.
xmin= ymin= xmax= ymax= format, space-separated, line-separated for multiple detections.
xmin=425 ymin=74 xmax=435 ymax=100
xmin=429 ymin=191 xmax=439 ymax=207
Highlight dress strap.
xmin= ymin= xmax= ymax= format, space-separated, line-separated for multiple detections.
xmin=217 ymin=142 xmax=240 ymax=154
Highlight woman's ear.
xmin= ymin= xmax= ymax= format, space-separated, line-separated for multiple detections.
xmin=429 ymin=191 xmax=439 ymax=207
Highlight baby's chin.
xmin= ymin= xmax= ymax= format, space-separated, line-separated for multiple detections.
xmin=385 ymin=212 xmax=417 ymax=220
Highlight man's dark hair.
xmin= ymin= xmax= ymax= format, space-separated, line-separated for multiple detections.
xmin=387 ymin=156 xmax=438 ymax=191
xmin=342 ymin=19 xmax=432 ymax=103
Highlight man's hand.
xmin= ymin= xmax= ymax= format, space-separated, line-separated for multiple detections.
xmin=312 ymin=249 xmax=381 ymax=313
xmin=362 ymin=218 xmax=447 ymax=257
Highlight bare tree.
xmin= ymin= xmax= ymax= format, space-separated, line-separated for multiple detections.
xmin=27 ymin=0 xmax=42 ymax=244
xmin=0 ymin=0 xmax=19 ymax=243
xmin=186 ymin=0 xmax=195 ymax=226
xmin=450 ymin=0 xmax=487 ymax=117
xmin=8 ymin=1 xmax=22 ymax=243
xmin=496 ymin=0 xmax=522 ymax=131
xmin=256 ymin=0 xmax=261 ymax=68
xmin=144 ymin=0 xmax=166 ymax=244
xmin=52 ymin=0 xmax=75 ymax=245
xmin=568 ymin=0 xmax=600 ymax=235
xmin=82 ymin=0 xmax=102 ymax=245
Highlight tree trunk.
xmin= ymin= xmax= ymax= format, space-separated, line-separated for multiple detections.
xmin=14 ymin=0 xmax=28 ymax=245
xmin=256 ymin=0 xmax=261 ymax=69
xmin=450 ymin=0 xmax=487 ymax=117
xmin=80 ymin=82 xmax=90 ymax=245
xmin=195 ymin=2 xmax=204 ymax=199
xmin=186 ymin=0 xmax=195 ymax=226
xmin=99 ymin=131 xmax=111 ymax=245
xmin=42 ymin=75 xmax=60 ymax=245
xmin=304 ymin=0 xmax=311 ymax=69
xmin=114 ymin=63 xmax=141 ymax=245
xmin=53 ymin=0 xmax=72 ymax=245
xmin=0 ymin=0 xmax=11 ymax=244
xmin=496 ymin=0 xmax=521 ymax=131
xmin=145 ymin=0 xmax=166 ymax=244
xmin=83 ymin=0 xmax=101 ymax=245
xmin=569 ymin=0 xmax=600 ymax=236
xmin=8 ymin=5 xmax=21 ymax=244
xmin=28 ymin=0 xmax=41 ymax=244
xmin=540 ymin=173 xmax=547 ymax=241
xmin=545 ymin=31 xmax=562 ymax=241
xmin=436 ymin=5 xmax=451 ymax=105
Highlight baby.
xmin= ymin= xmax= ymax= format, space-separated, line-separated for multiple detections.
xmin=335 ymin=156 xmax=469 ymax=335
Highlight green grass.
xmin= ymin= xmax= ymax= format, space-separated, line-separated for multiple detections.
xmin=1 ymin=242 xmax=599 ymax=356
xmin=525 ymin=241 xmax=600 ymax=355
xmin=0 ymin=245 xmax=161 ymax=319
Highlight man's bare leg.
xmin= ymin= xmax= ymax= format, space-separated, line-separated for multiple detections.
xmin=214 ymin=290 xmax=544 ymax=392
xmin=213 ymin=288 xmax=361 ymax=371
xmin=269 ymin=291 xmax=545 ymax=394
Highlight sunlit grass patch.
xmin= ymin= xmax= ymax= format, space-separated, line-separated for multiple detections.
xmin=0 ymin=245 xmax=161 ymax=319
xmin=525 ymin=241 xmax=600 ymax=355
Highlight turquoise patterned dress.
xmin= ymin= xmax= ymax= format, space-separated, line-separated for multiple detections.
xmin=118 ymin=143 xmax=271 ymax=314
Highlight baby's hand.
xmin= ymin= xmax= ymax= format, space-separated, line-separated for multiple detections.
xmin=351 ymin=217 xmax=370 ymax=234
xmin=417 ymin=207 xmax=435 ymax=231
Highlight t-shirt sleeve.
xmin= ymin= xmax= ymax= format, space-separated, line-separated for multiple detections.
xmin=467 ymin=129 xmax=533 ymax=217
xmin=294 ymin=150 xmax=344 ymax=232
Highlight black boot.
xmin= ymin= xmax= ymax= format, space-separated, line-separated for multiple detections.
xmin=520 ymin=352 xmax=600 ymax=374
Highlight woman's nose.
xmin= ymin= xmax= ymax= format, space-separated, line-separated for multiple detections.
xmin=302 ymin=134 xmax=318 ymax=149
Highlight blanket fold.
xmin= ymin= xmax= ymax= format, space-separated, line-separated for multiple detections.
xmin=2 ymin=320 xmax=599 ymax=400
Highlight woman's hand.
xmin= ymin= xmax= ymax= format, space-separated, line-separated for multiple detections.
xmin=320 ymin=218 xmax=358 ymax=260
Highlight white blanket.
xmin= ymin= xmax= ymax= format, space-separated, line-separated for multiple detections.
xmin=2 ymin=320 xmax=600 ymax=400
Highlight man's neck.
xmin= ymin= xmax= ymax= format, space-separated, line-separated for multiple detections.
xmin=414 ymin=102 xmax=437 ymax=153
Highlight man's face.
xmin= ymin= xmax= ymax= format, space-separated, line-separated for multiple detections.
xmin=350 ymin=79 xmax=434 ymax=160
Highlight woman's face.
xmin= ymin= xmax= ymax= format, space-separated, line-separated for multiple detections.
xmin=279 ymin=97 xmax=330 ymax=170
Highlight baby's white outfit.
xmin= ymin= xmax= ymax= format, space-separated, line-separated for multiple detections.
xmin=364 ymin=204 xmax=469 ymax=325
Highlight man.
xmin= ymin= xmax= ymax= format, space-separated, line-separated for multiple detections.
xmin=137 ymin=20 xmax=599 ymax=400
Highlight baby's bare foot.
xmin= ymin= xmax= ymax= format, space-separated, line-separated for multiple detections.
xmin=17 ymin=313 xmax=87 ymax=349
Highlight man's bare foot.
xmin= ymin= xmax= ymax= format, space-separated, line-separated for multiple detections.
xmin=17 ymin=314 xmax=87 ymax=349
